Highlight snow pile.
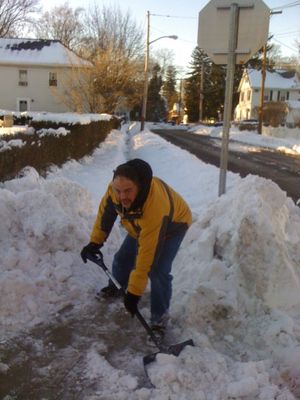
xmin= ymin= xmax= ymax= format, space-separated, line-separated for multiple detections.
xmin=0 ymin=167 xmax=102 ymax=336
xmin=30 ymin=111 xmax=112 ymax=125
xmin=0 ymin=128 xmax=129 ymax=337
xmin=37 ymin=126 xmax=70 ymax=137
xmin=0 ymin=138 xmax=25 ymax=151
xmin=165 ymin=175 xmax=300 ymax=399
xmin=0 ymin=125 xmax=28 ymax=137
xmin=190 ymin=123 xmax=300 ymax=155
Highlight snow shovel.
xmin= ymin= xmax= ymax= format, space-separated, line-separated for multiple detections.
xmin=86 ymin=252 xmax=194 ymax=368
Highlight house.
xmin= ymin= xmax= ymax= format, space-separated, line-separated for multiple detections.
xmin=235 ymin=68 xmax=300 ymax=121
xmin=285 ymin=100 xmax=300 ymax=128
xmin=0 ymin=38 xmax=91 ymax=113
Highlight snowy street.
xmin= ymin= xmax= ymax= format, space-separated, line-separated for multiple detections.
xmin=1 ymin=122 xmax=300 ymax=399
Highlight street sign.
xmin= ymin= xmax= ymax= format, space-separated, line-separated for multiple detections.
xmin=198 ymin=0 xmax=270 ymax=64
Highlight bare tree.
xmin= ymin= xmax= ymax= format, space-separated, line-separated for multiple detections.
xmin=152 ymin=48 xmax=175 ymax=77
xmin=92 ymin=47 xmax=143 ymax=113
xmin=53 ymin=49 xmax=143 ymax=114
xmin=82 ymin=4 xmax=144 ymax=60
xmin=39 ymin=3 xmax=145 ymax=114
xmin=53 ymin=65 xmax=100 ymax=113
xmin=34 ymin=2 xmax=84 ymax=51
xmin=0 ymin=0 xmax=40 ymax=37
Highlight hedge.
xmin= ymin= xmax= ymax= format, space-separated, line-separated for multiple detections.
xmin=0 ymin=117 xmax=120 ymax=181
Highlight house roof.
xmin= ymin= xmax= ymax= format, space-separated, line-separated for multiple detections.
xmin=243 ymin=69 xmax=300 ymax=90
xmin=0 ymin=38 xmax=91 ymax=68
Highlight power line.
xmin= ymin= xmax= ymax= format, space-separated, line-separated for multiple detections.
xmin=150 ymin=24 xmax=197 ymax=45
xmin=271 ymin=1 xmax=300 ymax=10
xmin=151 ymin=13 xmax=196 ymax=19
xmin=273 ymin=37 xmax=298 ymax=52
xmin=275 ymin=30 xmax=300 ymax=36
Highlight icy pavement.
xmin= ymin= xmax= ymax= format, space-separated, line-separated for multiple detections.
xmin=0 ymin=298 xmax=155 ymax=399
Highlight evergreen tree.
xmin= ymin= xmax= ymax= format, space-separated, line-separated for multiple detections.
xmin=184 ymin=47 xmax=226 ymax=122
xmin=205 ymin=62 xmax=226 ymax=120
xmin=147 ymin=64 xmax=166 ymax=122
xmin=161 ymin=65 xmax=178 ymax=112
xmin=184 ymin=47 xmax=206 ymax=122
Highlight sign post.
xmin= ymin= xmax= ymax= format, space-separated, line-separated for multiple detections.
xmin=219 ymin=3 xmax=240 ymax=196
xmin=198 ymin=0 xmax=270 ymax=196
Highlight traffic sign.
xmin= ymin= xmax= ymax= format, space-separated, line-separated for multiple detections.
xmin=198 ymin=0 xmax=270 ymax=64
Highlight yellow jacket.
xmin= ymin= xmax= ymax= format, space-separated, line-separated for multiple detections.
xmin=90 ymin=177 xmax=192 ymax=296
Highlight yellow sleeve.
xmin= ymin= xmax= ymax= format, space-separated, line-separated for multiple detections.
xmin=90 ymin=185 xmax=118 ymax=244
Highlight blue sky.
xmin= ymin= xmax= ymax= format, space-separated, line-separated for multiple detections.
xmin=39 ymin=0 xmax=299 ymax=70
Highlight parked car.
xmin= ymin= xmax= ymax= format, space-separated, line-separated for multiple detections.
xmin=214 ymin=121 xmax=223 ymax=127
xmin=238 ymin=119 xmax=258 ymax=131
xmin=239 ymin=119 xmax=258 ymax=124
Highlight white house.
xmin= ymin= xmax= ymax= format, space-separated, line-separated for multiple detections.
xmin=235 ymin=68 xmax=300 ymax=121
xmin=0 ymin=38 xmax=91 ymax=113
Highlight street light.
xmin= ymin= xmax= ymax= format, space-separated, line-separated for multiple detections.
xmin=140 ymin=11 xmax=178 ymax=131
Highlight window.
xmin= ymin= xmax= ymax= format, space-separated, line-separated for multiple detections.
xmin=286 ymin=91 xmax=290 ymax=100
xmin=264 ymin=94 xmax=269 ymax=101
xmin=247 ymin=90 xmax=251 ymax=101
xmin=270 ymin=90 xmax=273 ymax=101
xmin=240 ymin=92 xmax=244 ymax=102
xmin=277 ymin=91 xmax=281 ymax=101
xmin=19 ymin=100 xmax=28 ymax=112
xmin=19 ymin=70 xmax=28 ymax=86
xmin=49 ymin=72 xmax=57 ymax=87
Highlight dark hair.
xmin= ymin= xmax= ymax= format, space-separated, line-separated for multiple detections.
xmin=113 ymin=164 xmax=140 ymax=186
xmin=113 ymin=159 xmax=153 ymax=210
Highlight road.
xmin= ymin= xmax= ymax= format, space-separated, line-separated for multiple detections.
xmin=151 ymin=128 xmax=300 ymax=204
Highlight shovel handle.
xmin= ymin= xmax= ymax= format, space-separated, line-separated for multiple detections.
xmin=86 ymin=252 xmax=163 ymax=350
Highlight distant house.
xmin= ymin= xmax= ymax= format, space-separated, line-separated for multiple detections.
xmin=285 ymin=100 xmax=300 ymax=128
xmin=0 ymin=38 xmax=91 ymax=113
xmin=235 ymin=68 xmax=300 ymax=121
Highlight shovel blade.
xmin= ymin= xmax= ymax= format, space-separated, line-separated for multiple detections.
xmin=143 ymin=339 xmax=194 ymax=366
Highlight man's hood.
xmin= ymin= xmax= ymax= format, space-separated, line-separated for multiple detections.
xmin=125 ymin=159 xmax=153 ymax=211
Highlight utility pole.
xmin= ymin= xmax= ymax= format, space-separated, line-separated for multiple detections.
xmin=179 ymin=78 xmax=183 ymax=120
xmin=140 ymin=12 xmax=178 ymax=131
xmin=140 ymin=11 xmax=150 ymax=132
xmin=199 ymin=61 xmax=204 ymax=122
xmin=257 ymin=10 xmax=282 ymax=135
xmin=258 ymin=44 xmax=267 ymax=135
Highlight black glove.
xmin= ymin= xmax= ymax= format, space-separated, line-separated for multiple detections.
xmin=124 ymin=291 xmax=141 ymax=317
xmin=81 ymin=242 xmax=102 ymax=263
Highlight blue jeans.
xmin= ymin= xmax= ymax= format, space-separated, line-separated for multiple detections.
xmin=112 ymin=231 xmax=186 ymax=323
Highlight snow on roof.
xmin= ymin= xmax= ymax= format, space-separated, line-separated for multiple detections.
xmin=246 ymin=68 xmax=300 ymax=90
xmin=0 ymin=38 xmax=91 ymax=68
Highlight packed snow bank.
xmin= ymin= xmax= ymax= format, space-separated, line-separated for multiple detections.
xmin=174 ymin=175 xmax=300 ymax=315
xmin=167 ymin=175 xmax=300 ymax=398
xmin=0 ymin=128 xmax=128 ymax=338
xmin=0 ymin=167 xmax=103 ymax=336
xmin=189 ymin=123 xmax=300 ymax=155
